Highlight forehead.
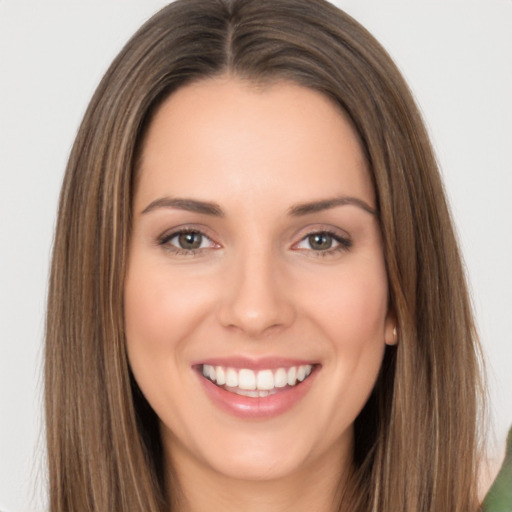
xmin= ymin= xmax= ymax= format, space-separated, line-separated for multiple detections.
xmin=136 ymin=76 xmax=374 ymax=211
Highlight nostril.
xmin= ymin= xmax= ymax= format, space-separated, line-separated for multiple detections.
xmin=218 ymin=290 xmax=296 ymax=336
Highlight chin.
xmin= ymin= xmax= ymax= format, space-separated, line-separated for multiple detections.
xmin=203 ymin=443 xmax=311 ymax=482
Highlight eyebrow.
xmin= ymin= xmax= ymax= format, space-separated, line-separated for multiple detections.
xmin=141 ymin=195 xmax=377 ymax=217
xmin=141 ymin=197 xmax=224 ymax=216
xmin=288 ymin=196 xmax=377 ymax=216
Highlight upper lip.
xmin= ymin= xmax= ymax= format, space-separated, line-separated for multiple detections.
xmin=192 ymin=356 xmax=320 ymax=371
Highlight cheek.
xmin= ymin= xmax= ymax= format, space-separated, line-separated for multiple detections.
xmin=298 ymin=261 xmax=388 ymax=418
xmin=123 ymin=257 xmax=219 ymax=422
xmin=125 ymin=276 xmax=176 ymax=359
xmin=124 ymin=260 xmax=213 ymax=352
xmin=124 ymin=265 xmax=174 ymax=397
xmin=304 ymin=260 xmax=389 ymax=344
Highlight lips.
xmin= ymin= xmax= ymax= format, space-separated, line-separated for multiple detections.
xmin=195 ymin=359 xmax=319 ymax=418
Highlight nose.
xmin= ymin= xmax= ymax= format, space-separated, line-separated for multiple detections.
xmin=217 ymin=247 xmax=296 ymax=338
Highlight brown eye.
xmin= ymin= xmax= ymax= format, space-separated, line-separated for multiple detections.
xmin=308 ymin=233 xmax=333 ymax=251
xmin=177 ymin=231 xmax=203 ymax=249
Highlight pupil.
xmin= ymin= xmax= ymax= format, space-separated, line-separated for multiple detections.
xmin=179 ymin=232 xmax=202 ymax=249
xmin=309 ymin=233 xmax=332 ymax=250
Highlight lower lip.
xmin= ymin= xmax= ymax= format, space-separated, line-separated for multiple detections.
xmin=197 ymin=368 xmax=318 ymax=419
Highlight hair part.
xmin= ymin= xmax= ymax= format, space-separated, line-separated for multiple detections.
xmin=45 ymin=1 xmax=484 ymax=510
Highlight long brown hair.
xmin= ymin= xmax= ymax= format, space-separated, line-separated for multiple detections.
xmin=45 ymin=0 xmax=484 ymax=510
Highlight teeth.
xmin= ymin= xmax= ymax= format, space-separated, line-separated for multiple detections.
xmin=215 ymin=366 xmax=226 ymax=386
xmin=201 ymin=364 xmax=314 ymax=393
xmin=233 ymin=388 xmax=275 ymax=398
xmin=239 ymin=369 xmax=256 ymax=390
xmin=225 ymin=368 xmax=238 ymax=387
xmin=274 ymin=368 xmax=288 ymax=388
xmin=256 ymin=370 xmax=274 ymax=390
xmin=287 ymin=366 xmax=296 ymax=386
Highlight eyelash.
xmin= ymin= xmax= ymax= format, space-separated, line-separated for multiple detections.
xmin=157 ymin=228 xmax=352 ymax=257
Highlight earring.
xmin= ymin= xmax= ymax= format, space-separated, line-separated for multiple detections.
xmin=393 ymin=326 xmax=398 ymax=344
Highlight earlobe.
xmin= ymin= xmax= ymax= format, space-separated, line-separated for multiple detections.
xmin=384 ymin=315 xmax=398 ymax=346
xmin=391 ymin=326 xmax=398 ymax=345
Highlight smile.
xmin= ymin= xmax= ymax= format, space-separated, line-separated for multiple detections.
xmin=201 ymin=364 xmax=314 ymax=397
xmin=196 ymin=361 xmax=319 ymax=419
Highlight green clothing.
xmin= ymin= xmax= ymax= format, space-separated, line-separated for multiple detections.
xmin=482 ymin=426 xmax=512 ymax=512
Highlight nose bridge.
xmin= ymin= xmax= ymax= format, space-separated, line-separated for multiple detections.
xmin=218 ymin=241 xmax=295 ymax=337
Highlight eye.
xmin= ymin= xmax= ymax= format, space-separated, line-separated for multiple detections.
xmin=304 ymin=233 xmax=334 ymax=251
xmin=158 ymin=229 xmax=218 ymax=254
xmin=294 ymin=230 xmax=352 ymax=254
xmin=174 ymin=231 xmax=206 ymax=250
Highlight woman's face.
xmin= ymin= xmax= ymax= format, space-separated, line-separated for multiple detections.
xmin=125 ymin=77 xmax=395 ymax=483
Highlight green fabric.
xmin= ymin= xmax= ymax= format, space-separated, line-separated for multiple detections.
xmin=482 ymin=426 xmax=512 ymax=511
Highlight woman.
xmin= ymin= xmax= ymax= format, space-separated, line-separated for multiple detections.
xmin=45 ymin=0 xmax=484 ymax=510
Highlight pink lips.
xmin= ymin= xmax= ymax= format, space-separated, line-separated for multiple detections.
xmin=194 ymin=357 xmax=319 ymax=419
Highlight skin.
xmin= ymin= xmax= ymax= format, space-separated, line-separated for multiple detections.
xmin=124 ymin=76 xmax=396 ymax=512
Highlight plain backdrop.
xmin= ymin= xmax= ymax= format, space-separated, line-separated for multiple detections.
xmin=1 ymin=1 xmax=511 ymax=510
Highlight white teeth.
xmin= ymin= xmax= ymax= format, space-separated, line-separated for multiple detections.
xmin=238 ymin=369 xmax=256 ymax=390
xmin=287 ymin=366 xmax=297 ymax=386
xmin=274 ymin=368 xmax=288 ymax=388
xmin=201 ymin=364 xmax=314 ymax=393
xmin=225 ymin=367 xmax=238 ymax=387
xmin=256 ymin=369 xmax=274 ymax=390
xmin=232 ymin=388 xmax=275 ymax=398
xmin=234 ymin=389 xmax=259 ymax=397
xmin=215 ymin=366 xmax=226 ymax=386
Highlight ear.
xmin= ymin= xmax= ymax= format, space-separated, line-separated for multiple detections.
xmin=384 ymin=311 xmax=398 ymax=346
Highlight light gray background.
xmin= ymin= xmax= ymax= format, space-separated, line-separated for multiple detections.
xmin=1 ymin=1 xmax=511 ymax=510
